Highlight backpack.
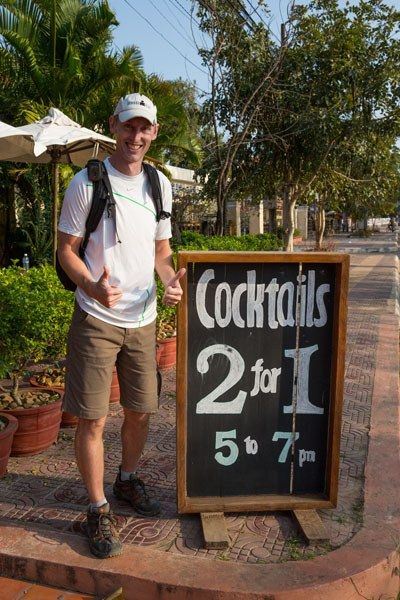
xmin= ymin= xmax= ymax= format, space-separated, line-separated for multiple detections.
xmin=56 ymin=159 xmax=171 ymax=291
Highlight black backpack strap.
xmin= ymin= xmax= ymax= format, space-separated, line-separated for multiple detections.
xmin=80 ymin=160 xmax=166 ymax=259
xmin=142 ymin=162 xmax=171 ymax=222
xmin=101 ymin=165 xmax=120 ymax=242
xmin=80 ymin=160 xmax=109 ymax=257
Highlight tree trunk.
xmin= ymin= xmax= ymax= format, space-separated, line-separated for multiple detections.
xmin=315 ymin=204 xmax=326 ymax=250
xmin=0 ymin=183 xmax=16 ymax=266
xmin=282 ymin=185 xmax=295 ymax=251
xmin=215 ymin=202 xmax=224 ymax=235
xmin=216 ymin=174 xmax=230 ymax=235
xmin=215 ymin=174 xmax=224 ymax=235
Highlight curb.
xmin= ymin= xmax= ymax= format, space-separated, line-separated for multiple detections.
xmin=341 ymin=246 xmax=398 ymax=253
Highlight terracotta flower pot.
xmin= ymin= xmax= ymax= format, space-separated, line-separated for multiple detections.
xmin=0 ymin=413 xmax=18 ymax=476
xmin=60 ymin=410 xmax=78 ymax=428
xmin=3 ymin=388 xmax=62 ymax=456
xmin=156 ymin=335 xmax=177 ymax=370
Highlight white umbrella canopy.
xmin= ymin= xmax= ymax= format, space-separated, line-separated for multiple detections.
xmin=15 ymin=107 xmax=115 ymax=166
xmin=0 ymin=121 xmax=47 ymax=161
xmin=5 ymin=108 xmax=116 ymax=265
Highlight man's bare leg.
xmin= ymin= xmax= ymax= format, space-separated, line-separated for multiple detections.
xmin=75 ymin=416 xmax=107 ymax=503
xmin=120 ymin=409 xmax=150 ymax=472
xmin=114 ymin=408 xmax=160 ymax=516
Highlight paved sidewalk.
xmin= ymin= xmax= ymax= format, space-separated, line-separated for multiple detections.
xmin=296 ymin=230 xmax=398 ymax=254
xmin=0 ymin=251 xmax=399 ymax=599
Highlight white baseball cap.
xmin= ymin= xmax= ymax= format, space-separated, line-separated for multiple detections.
xmin=113 ymin=93 xmax=157 ymax=125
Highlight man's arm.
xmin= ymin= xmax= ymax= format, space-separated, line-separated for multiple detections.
xmin=58 ymin=232 xmax=123 ymax=308
xmin=155 ymin=239 xmax=185 ymax=306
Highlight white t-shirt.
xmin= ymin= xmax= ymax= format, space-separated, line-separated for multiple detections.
xmin=58 ymin=158 xmax=172 ymax=328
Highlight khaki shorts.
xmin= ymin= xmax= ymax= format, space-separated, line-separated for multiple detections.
xmin=63 ymin=303 xmax=158 ymax=419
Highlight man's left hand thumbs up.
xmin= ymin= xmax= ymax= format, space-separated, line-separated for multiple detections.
xmin=163 ymin=268 xmax=186 ymax=306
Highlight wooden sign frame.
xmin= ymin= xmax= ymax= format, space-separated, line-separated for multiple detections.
xmin=176 ymin=252 xmax=349 ymax=514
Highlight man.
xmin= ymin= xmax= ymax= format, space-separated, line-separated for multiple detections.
xmin=57 ymin=93 xmax=185 ymax=559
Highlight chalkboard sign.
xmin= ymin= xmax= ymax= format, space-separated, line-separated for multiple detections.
xmin=176 ymin=252 xmax=349 ymax=513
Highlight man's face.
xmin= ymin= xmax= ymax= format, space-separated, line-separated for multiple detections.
xmin=109 ymin=115 xmax=158 ymax=165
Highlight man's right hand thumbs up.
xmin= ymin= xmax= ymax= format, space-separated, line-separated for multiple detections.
xmin=88 ymin=265 xmax=123 ymax=308
xmin=99 ymin=265 xmax=111 ymax=284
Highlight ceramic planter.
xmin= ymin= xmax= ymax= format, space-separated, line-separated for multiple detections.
xmin=2 ymin=387 xmax=62 ymax=456
xmin=0 ymin=413 xmax=18 ymax=476
xmin=60 ymin=410 xmax=78 ymax=428
xmin=156 ymin=335 xmax=177 ymax=370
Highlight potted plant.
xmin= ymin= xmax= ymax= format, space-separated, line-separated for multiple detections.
xmin=0 ymin=264 xmax=73 ymax=454
xmin=29 ymin=364 xmax=78 ymax=427
xmin=31 ymin=365 xmax=66 ymax=389
xmin=156 ymin=275 xmax=177 ymax=370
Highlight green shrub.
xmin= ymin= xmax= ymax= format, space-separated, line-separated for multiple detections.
xmin=173 ymin=231 xmax=283 ymax=251
xmin=0 ymin=264 xmax=74 ymax=379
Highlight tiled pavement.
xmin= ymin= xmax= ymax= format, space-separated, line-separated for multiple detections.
xmin=0 ymin=247 xmax=398 ymax=598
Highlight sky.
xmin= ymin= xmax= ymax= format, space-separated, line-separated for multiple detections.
xmin=108 ymin=0 xmax=296 ymax=96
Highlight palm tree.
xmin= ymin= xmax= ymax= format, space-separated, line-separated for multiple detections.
xmin=0 ymin=0 xmax=144 ymax=127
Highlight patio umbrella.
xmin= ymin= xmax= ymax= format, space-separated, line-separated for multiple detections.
xmin=0 ymin=121 xmax=46 ymax=161
xmin=3 ymin=108 xmax=116 ymax=265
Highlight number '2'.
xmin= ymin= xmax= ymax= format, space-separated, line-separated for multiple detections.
xmin=196 ymin=344 xmax=247 ymax=414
